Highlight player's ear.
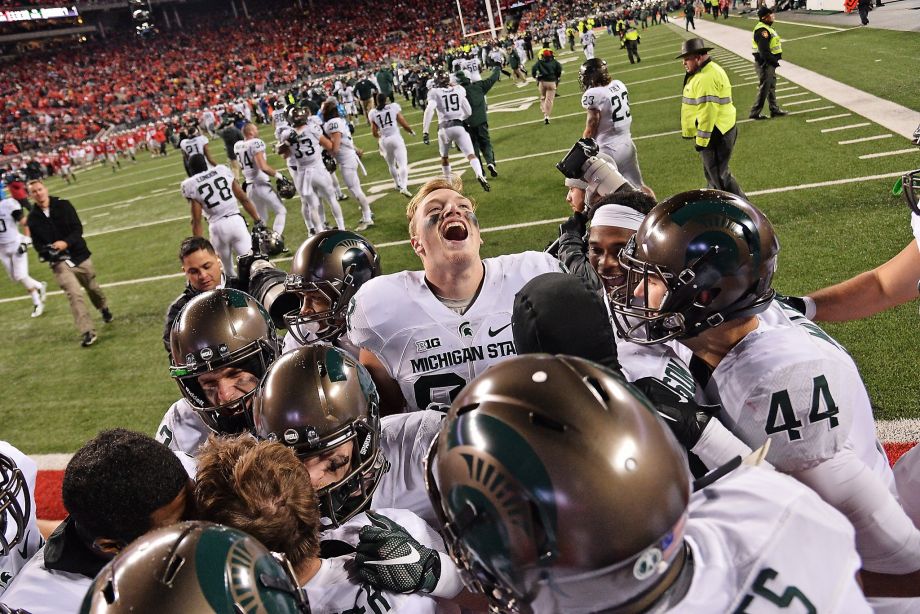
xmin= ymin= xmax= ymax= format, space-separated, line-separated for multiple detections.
xmin=410 ymin=236 xmax=424 ymax=258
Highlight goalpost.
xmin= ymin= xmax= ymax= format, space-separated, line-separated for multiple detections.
xmin=455 ymin=0 xmax=504 ymax=40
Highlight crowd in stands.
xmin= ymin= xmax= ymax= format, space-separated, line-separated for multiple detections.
xmin=0 ymin=0 xmax=618 ymax=155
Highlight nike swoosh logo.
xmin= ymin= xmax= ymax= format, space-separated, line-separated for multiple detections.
xmin=488 ymin=323 xmax=512 ymax=337
xmin=362 ymin=543 xmax=422 ymax=567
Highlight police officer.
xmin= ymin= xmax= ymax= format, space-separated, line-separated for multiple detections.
xmin=749 ymin=6 xmax=788 ymax=120
xmin=622 ymin=24 xmax=641 ymax=63
xmin=677 ymin=38 xmax=745 ymax=198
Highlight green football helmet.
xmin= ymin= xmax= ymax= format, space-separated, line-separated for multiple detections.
xmin=80 ymin=521 xmax=310 ymax=613
xmin=426 ymin=354 xmax=691 ymax=613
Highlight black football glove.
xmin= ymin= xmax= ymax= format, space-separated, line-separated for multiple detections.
xmin=253 ymin=219 xmax=266 ymax=233
xmin=559 ymin=211 xmax=588 ymax=238
xmin=634 ymin=377 xmax=720 ymax=449
xmin=17 ymin=243 xmax=29 ymax=255
xmin=355 ymin=511 xmax=441 ymax=594
xmin=422 ymin=132 xmax=430 ymax=145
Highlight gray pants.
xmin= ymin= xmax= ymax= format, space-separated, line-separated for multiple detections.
xmin=749 ymin=62 xmax=780 ymax=117
xmin=699 ymin=126 xmax=746 ymax=198
xmin=600 ymin=140 xmax=644 ymax=190
xmin=52 ymin=257 xmax=107 ymax=335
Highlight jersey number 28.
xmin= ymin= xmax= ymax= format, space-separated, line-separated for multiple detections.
xmin=197 ymin=176 xmax=232 ymax=208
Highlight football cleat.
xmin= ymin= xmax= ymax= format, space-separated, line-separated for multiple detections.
xmin=478 ymin=176 xmax=491 ymax=192
xmin=31 ymin=303 xmax=44 ymax=318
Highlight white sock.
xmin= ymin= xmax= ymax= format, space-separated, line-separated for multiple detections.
xmin=469 ymin=158 xmax=485 ymax=179
xmin=442 ymin=164 xmax=452 ymax=180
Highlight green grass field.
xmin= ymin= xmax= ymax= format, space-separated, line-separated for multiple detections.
xmin=2 ymin=23 xmax=918 ymax=453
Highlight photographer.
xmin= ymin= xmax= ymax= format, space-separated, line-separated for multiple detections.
xmin=26 ymin=179 xmax=111 ymax=347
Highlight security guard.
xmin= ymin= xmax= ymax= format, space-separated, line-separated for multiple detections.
xmin=677 ymin=38 xmax=746 ymax=197
xmin=623 ymin=25 xmax=641 ymax=63
xmin=749 ymin=6 xmax=788 ymax=120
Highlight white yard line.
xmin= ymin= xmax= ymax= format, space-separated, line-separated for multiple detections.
xmin=838 ymin=134 xmax=893 ymax=145
xmin=777 ymin=92 xmax=811 ymax=99
xmin=785 ymin=98 xmax=822 ymax=106
xmin=821 ymin=122 xmax=871 ymax=133
xmin=806 ymin=113 xmax=852 ymax=123
xmin=859 ymin=149 xmax=918 ymax=160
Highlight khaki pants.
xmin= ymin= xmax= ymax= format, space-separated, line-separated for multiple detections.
xmin=52 ymin=257 xmax=107 ymax=335
xmin=538 ymin=81 xmax=557 ymax=118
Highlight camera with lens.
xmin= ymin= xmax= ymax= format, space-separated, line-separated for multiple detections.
xmin=236 ymin=230 xmax=300 ymax=330
xmin=40 ymin=246 xmax=71 ymax=264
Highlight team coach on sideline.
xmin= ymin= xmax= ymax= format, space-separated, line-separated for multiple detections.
xmin=27 ymin=179 xmax=112 ymax=347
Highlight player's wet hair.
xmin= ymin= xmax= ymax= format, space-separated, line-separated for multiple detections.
xmin=322 ymin=99 xmax=340 ymax=120
xmin=62 ymin=429 xmax=189 ymax=545
xmin=375 ymin=93 xmax=388 ymax=111
xmin=187 ymin=153 xmax=208 ymax=175
xmin=178 ymin=236 xmax=217 ymax=262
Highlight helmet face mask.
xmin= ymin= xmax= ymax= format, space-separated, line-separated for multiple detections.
xmin=170 ymin=289 xmax=280 ymax=434
xmin=287 ymin=106 xmax=309 ymax=127
xmin=252 ymin=346 xmax=389 ymax=528
xmin=0 ymin=453 xmax=29 ymax=557
xmin=610 ymin=190 xmax=779 ymax=344
xmin=904 ymin=169 xmax=920 ymax=216
xmin=426 ymin=355 xmax=691 ymax=614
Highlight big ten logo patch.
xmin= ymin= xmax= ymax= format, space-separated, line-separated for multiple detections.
xmin=416 ymin=337 xmax=442 ymax=353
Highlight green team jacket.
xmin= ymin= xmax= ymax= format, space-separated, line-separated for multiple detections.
xmin=375 ymin=68 xmax=394 ymax=95
xmin=455 ymin=67 xmax=500 ymax=127
xmin=531 ymin=57 xmax=563 ymax=82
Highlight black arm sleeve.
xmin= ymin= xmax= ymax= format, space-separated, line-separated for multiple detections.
xmin=754 ymin=27 xmax=780 ymax=65
xmin=556 ymin=212 xmax=605 ymax=294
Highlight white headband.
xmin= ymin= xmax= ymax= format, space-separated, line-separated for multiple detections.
xmin=590 ymin=204 xmax=645 ymax=231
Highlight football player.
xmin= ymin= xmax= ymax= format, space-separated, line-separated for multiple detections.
xmin=234 ymin=123 xmax=288 ymax=237
xmin=1 ymin=430 xmax=192 ymax=614
xmin=179 ymin=154 xmax=263 ymax=277
xmin=321 ymin=100 xmax=375 ymax=231
xmin=179 ymin=122 xmax=216 ymax=177
xmin=581 ymin=26 xmax=597 ymax=59
xmin=281 ymin=230 xmax=380 ymax=355
xmin=426 ymin=354 xmax=871 ymax=613
xmin=610 ymin=190 xmax=920 ymax=600
xmin=194 ymin=436 xmax=445 ymax=612
xmin=346 ymin=176 xmax=562 ymax=414
xmin=277 ymin=106 xmax=345 ymax=234
xmin=421 ymin=72 xmax=491 ymax=192
xmin=580 ymin=58 xmax=648 ymax=192
xmin=159 ymin=288 xmax=281 ymax=458
xmin=0 ymin=196 xmax=45 ymax=318
xmin=0 ymin=443 xmax=41 ymax=598
xmin=80 ymin=521 xmax=311 ymax=613
xmin=368 ymin=93 xmax=415 ymax=198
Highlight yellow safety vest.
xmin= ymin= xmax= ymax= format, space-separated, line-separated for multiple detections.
xmin=681 ymin=60 xmax=736 ymax=148
xmin=752 ymin=22 xmax=783 ymax=55
xmin=624 ymin=29 xmax=639 ymax=41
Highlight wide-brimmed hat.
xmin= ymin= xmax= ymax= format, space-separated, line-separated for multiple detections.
xmin=675 ymin=38 xmax=714 ymax=59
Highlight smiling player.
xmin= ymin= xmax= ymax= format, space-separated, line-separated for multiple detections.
xmin=346 ymin=176 xmax=563 ymax=415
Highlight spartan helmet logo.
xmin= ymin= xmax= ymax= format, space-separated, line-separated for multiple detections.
xmin=458 ymin=322 xmax=473 ymax=337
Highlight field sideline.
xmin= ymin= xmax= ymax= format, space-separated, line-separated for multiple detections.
xmin=2 ymin=20 xmax=919 ymax=519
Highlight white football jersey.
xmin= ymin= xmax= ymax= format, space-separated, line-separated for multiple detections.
xmin=0 ymin=442 xmax=42 ymax=597
xmin=373 ymin=411 xmax=444 ymax=527
xmin=271 ymin=108 xmax=289 ymax=129
xmin=0 ymin=547 xmax=92 ymax=614
xmin=235 ymin=138 xmax=270 ymax=183
xmin=618 ymin=337 xmax=699 ymax=400
xmin=704 ymin=300 xmax=886 ymax=477
xmin=304 ymin=555 xmax=437 ymax=614
xmin=180 ymin=164 xmax=240 ymax=222
xmin=0 ymin=198 xmax=23 ymax=245
xmin=460 ymin=57 xmax=482 ymax=82
xmin=279 ymin=125 xmax=325 ymax=170
xmin=582 ymin=81 xmax=634 ymax=143
xmin=179 ymin=135 xmax=209 ymax=158
xmin=155 ymin=398 xmax=211 ymax=458
xmin=426 ymin=86 xmax=471 ymax=123
xmin=675 ymin=465 xmax=870 ymax=613
xmin=911 ymin=212 xmax=920 ymax=248
xmin=368 ymin=103 xmax=402 ymax=138
xmin=581 ymin=30 xmax=596 ymax=45
xmin=323 ymin=117 xmax=357 ymax=163
xmin=347 ymin=252 xmax=563 ymax=412
xmin=342 ymin=86 xmax=355 ymax=104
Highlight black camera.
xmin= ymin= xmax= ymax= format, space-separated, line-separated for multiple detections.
xmin=236 ymin=230 xmax=299 ymax=330
xmin=41 ymin=246 xmax=71 ymax=264
xmin=555 ymin=138 xmax=600 ymax=179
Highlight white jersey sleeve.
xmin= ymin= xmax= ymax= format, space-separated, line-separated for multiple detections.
xmin=677 ymin=465 xmax=870 ymax=613
xmin=0 ymin=442 xmax=42 ymax=597
xmin=155 ymin=398 xmax=211 ymax=458
xmin=911 ymin=212 xmax=920 ymax=250
xmin=324 ymin=117 xmax=357 ymax=163
xmin=0 ymin=547 xmax=92 ymax=614
xmin=0 ymin=198 xmax=23 ymax=245
xmin=372 ymin=411 xmax=445 ymax=526
xmin=304 ymin=555 xmax=437 ymax=614
xmin=581 ymin=81 xmax=633 ymax=143
xmin=238 ymin=138 xmax=269 ymax=183
xmin=347 ymin=252 xmax=564 ymax=412
xmin=180 ymin=165 xmax=240 ymax=222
